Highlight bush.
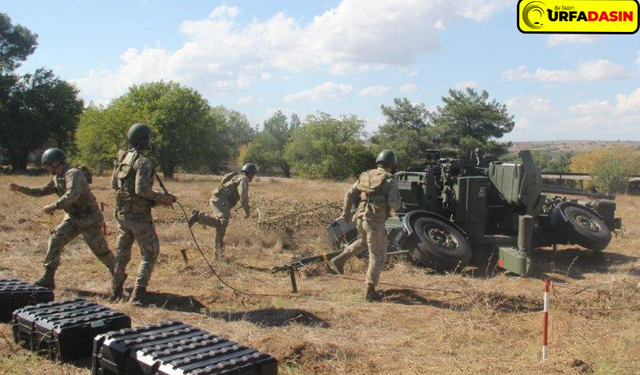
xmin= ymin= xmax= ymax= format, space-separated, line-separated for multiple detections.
xmin=284 ymin=113 xmax=374 ymax=180
xmin=570 ymin=146 xmax=640 ymax=193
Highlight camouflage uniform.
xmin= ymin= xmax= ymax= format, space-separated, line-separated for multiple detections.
xmin=339 ymin=167 xmax=400 ymax=287
xmin=111 ymin=150 xmax=168 ymax=293
xmin=195 ymin=172 xmax=250 ymax=255
xmin=17 ymin=164 xmax=115 ymax=273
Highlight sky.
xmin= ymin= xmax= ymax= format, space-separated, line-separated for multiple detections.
xmin=5 ymin=0 xmax=640 ymax=141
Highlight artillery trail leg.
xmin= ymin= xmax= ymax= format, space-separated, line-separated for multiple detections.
xmin=288 ymin=268 xmax=298 ymax=293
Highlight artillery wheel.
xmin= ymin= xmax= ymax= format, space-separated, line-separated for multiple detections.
xmin=550 ymin=203 xmax=611 ymax=251
xmin=410 ymin=217 xmax=472 ymax=272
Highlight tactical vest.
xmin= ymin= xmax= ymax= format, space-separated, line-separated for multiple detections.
xmin=114 ymin=151 xmax=153 ymax=215
xmin=356 ymin=168 xmax=393 ymax=223
xmin=213 ymin=172 xmax=241 ymax=206
xmin=53 ymin=165 xmax=96 ymax=218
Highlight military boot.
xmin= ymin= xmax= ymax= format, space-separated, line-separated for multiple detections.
xmin=129 ymin=286 xmax=147 ymax=306
xmin=188 ymin=209 xmax=200 ymax=228
xmin=330 ymin=251 xmax=351 ymax=274
xmin=34 ymin=267 xmax=56 ymax=289
xmin=364 ymin=283 xmax=381 ymax=302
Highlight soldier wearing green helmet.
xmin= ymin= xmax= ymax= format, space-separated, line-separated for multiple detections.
xmin=8 ymin=148 xmax=115 ymax=289
xmin=110 ymin=123 xmax=176 ymax=304
xmin=330 ymin=150 xmax=400 ymax=302
xmin=187 ymin=163 xmax=257 ymax=260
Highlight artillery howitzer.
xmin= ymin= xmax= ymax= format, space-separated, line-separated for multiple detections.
xmin=326 ymin=150 xmax=621 ymax=276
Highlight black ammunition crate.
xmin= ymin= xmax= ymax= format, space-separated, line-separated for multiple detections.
xmin=92 ymin=321 xmax=278 ymax=375
xmin=12 ymin=298 xmax=131 ymax=361
xmin=0 ymin=279 xmax=55 ymax=322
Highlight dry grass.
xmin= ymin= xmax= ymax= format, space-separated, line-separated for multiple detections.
xmin=509 ymin=140 xmax=640 ymax=154
xmin=0 ymin=174 xmax=639 ymax=375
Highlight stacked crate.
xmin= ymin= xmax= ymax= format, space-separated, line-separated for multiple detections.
xmin=93 ymin=321 xmax=278 ymax=375
xmin=12 ymin=298 xmax=131 ymax=360
xmin=0 ymin=279 xmax=54 ymax=322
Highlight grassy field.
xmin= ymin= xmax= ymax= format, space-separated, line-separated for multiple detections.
xmin=0 ymin=173 xmax=639 ymax=375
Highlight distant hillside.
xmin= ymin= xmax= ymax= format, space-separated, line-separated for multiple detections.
xmin=508 ymin=140 xmax=640 ymax=154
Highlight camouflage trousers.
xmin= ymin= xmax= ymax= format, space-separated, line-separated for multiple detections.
xmin=44 ymin=217 xmax=115 ymax=273
xmin=113 ymin=218 xmax=160 ymax=289
xmin=342 ymin=219 xmax=388 ymax=286
xmin=196 ymin=198 xmax=230 ymax=251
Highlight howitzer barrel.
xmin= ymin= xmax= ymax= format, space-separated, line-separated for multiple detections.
xmin=541 ymin=184 xmax=614 ymax=200
xmin=270 ymin=250 xmax=411 ymax=273
xmin=270 ymin=250 xmax=343 ymax=273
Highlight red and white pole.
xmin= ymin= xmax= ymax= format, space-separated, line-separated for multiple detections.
xmin=100 ymin=202 xmax=107 ymax=236
xmin=542 ymin=278 xmax=550 ymax=361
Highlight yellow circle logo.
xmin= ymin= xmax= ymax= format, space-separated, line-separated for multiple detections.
xmin=523 ymin=1 xmax=546 ymax=29
xmin=518 ymin=0 xmax=639 ymax=34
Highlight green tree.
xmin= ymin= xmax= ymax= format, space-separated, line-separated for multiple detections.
xmin=431 ymin=88 xmax=514 ymax=160
xmin=76 ymin=81 xmax=226 ymax=178
xmin=75 ymin=102 xmax=140 ymax=173
xmin=371 ymin=98 xmax=435 ymax=168
xmin=0 ymin=68 xmax=83 ymax=170
xmin=213 ymin=105 xmax=255 ymax=161
xmin=0 ymin=12 xmax=39 ymax=166
xmin=0 ymin=13 xmax=38 ymax=72
xmin=121 ymin=81 xmax=226 ymax=177
xmin=240 ymin=110 xmax=297 ymax=177
xmin=284 ymin=113 xmax=374 ymax=180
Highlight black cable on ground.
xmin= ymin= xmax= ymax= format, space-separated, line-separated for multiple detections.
xmin=175 ymin=201 xmax=294 ymax=299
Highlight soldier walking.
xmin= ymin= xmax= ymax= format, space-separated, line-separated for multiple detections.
xmin=110 ymin=123 xmax=175 ymax=304
xmin=330 ymin=150 xmax=400 ymax=301
xmin=188 ymin=163 xmax=257 ymax=260
xmin=8 ymin=148 xmax=115 ymax=289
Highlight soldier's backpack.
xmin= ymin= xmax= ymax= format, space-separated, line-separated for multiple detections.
xmin=218 ymin=171 xmax=239 ymax=187
xmin=213 ymin=171 xmax=241 ymax=202
xmin=79 ymin=166 xmax=93 ymax=184
xmin=356 ymin=169 xmax=393 ymax=220
xmin=115 ymin=150 xmax=139 ymax=183
xmin=356 ymin=169 xmax=390 ymax=194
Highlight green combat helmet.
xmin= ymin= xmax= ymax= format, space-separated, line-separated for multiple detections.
xmin=241 ymin=163 xmax=258 ymax=175
xmin=127 ymin=123 xmax=153 ymax=149
xmin=375 ymin=150 xmax=398 ymax=169
xmin=41 ymin=148 xmax=66 ymax=165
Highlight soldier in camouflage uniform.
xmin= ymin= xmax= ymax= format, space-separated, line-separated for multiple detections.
xmin=187 ymin=163 xmax=257 ymax=260
xmin=110 ymin=123 xmax=176 ymax=304
xmin=330 ymin=150 xmax=400 ymax=302
xmin=8 ymin=148 xmax=115 ymax=289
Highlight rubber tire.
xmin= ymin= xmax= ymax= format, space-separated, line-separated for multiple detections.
xmin=550 ymin=203 xmax=612 ymax=251
xmin=410 ymin=217 xmax=472 ymax=272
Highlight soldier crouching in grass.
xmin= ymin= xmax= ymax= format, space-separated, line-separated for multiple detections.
xmin=8 ymin=148 xmax=115 ymax=289
xmin=187 ymin=163 xmax=257 ymax=260
xmin=330 ymin=150 xmax=400 ymax=302
xmin=110 ymin=123 xmax=176 ymax=305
